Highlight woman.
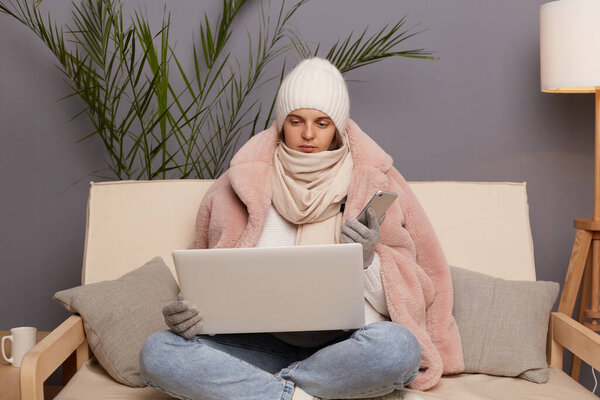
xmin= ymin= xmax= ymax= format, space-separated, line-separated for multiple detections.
xmin=140 ymin=57 xmax=464 ymax=400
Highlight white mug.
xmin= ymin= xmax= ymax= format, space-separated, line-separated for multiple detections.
xmin=2 ymin=327 xmax=37 ymax=367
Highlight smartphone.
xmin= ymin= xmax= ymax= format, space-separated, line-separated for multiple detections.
xmin=357 ymin=190 xmax=398 ymax=226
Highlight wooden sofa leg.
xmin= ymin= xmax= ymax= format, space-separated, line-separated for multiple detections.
xmin=20 ymin=359 xmax=44 ymax=400
xmin=549 ymin=317 xmax=564 ymax=370
xmin=571 ymin=251 xmax=593 ymax=380
xmin=20 ymin=316 xmax=87 ymax=400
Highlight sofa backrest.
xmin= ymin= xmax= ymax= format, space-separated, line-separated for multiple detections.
xmin=82 ymin=180 xmax=536 ymax=284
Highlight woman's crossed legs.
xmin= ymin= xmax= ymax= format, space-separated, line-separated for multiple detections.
xmin=139 ymin=321 xmax=421 ymax=400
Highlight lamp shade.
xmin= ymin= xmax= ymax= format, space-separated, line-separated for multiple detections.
xmin=540 ymin=0 xmax=600 ymax=93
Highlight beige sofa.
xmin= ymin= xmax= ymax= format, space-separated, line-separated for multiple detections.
xmin=19 ymin=180 xmax=600 ymax=399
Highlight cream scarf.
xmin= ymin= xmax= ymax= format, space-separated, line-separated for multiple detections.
xmin=271 ymin=133 xmax=353 ymax=245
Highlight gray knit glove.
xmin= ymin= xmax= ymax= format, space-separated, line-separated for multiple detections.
xmin=341 ymin=207 xmax=382 ymax=268
xmin=162 ymin=294 xmax=204 ymax=339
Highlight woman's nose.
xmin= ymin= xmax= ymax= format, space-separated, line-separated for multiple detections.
xmin=302 ymin=125 xmax=315 ymax=140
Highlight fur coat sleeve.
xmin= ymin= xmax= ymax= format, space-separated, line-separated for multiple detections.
xmin=376 ymin=167 xmax=464 ymax=390
xmin=194 ymin=171 xmax=252 ymax=250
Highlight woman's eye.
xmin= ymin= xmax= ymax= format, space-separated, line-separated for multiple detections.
xmin=290 ymin=120 xmax=301 ymax=125
xmin=317 ymin=121 xmax=329 ymax=128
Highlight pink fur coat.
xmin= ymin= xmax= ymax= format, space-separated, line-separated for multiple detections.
xmin=193 ymin=120 xmax=465 ymax=390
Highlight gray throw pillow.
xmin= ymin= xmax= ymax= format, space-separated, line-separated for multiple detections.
xmin=53 ymin=256 xmax=179 ymax=387
xmin=450 ymin=266 xmax=559 ymax=383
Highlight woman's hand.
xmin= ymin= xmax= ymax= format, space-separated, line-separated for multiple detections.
xmin=341 ymin=207 xmax=382 ymax=268
xmin=162 ymin=294 xmax=204 ymax=339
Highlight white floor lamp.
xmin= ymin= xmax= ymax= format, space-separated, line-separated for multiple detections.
xmin=541 ymin=0 xmax=600 ymax=380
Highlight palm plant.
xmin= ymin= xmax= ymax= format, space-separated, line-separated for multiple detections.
xmin=0 ymin=0 xmax=436 ymax=180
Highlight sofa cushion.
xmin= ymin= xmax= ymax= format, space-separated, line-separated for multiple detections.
xmin=54 ymin=359 xmax=597 ymax=400
xmin=53 ymin=257 xmax=179 ymax=387
xmin=407 ymin=367 xmax=597 ymax=400
xmin=450 ymin=266 xmax=559 ymax=383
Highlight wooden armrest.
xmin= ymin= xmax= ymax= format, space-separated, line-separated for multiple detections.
xmin=549 ymin=311 xmax=600 ymax=371
xmin=20 ymin=315 xmax=90 ymax=400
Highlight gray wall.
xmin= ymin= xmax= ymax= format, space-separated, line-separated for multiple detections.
xmin=1 ymin=0 xmax=597 ymax=392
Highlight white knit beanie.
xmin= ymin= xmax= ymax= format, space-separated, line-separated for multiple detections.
xmin=275 ymin=57 xmax=350 ymax=133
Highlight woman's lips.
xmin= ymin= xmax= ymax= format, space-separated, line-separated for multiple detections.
xmin=299 ymin=146 xmax=317 ymax=153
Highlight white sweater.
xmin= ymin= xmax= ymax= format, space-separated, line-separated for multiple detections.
xmin=256 ymin=205 xmax=389 ymax=325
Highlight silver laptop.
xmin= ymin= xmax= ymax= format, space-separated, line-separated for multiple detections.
xmin=172 ymin=243 xmax=365 ymax=335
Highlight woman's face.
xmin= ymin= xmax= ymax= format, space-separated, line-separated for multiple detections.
xmin=283 ymin=108 xmax=336 ymax=153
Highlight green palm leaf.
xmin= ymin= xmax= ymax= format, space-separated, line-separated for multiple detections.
xmin=0 ymin=0 xmax=436 ymax=180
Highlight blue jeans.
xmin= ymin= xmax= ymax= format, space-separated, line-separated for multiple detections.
xmin=139 ymin=321 xmax=421 ymax=400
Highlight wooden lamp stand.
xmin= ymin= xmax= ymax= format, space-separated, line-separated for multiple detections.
xmin=558 ymin=90 xmax=600 ymax=379
xmin=540 ymin=0 xmax=600 ymax=381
